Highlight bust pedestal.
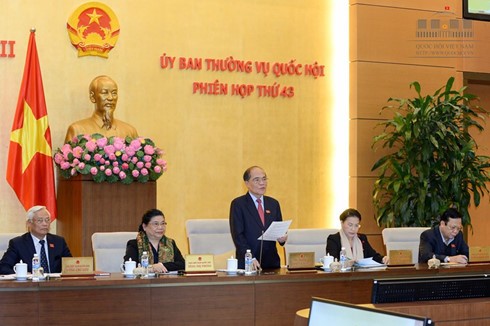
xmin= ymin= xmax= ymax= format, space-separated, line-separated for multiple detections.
xmin=56 ymin=174 xmax=156 ymax=256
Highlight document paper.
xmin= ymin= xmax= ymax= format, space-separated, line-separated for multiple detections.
xmin=258 ymin=220 xmax=292 ymax=241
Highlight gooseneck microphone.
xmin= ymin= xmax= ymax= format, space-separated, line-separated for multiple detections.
xmin=259 ymin=230 xmax=264 ymax=273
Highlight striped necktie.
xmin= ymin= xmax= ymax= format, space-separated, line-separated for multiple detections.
xmin=39 ymin=240 xmax=49 ymax=273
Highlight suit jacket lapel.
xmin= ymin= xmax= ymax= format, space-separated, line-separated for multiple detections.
xmin=23 ymin=233 xmax=36 ymax=256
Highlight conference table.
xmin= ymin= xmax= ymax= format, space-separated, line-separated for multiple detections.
xmin=1 ymin=263 xmax=490 ymax=325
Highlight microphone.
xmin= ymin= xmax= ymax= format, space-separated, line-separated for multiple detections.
xmin=259 ymin=230 xmax=264 ymax=273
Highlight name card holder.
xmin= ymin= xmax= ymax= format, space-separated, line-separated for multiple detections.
xmin=388 ymin=250 xmax=413 ymax=266
xmin=287 ymin=252 xmax=316 ymax=273
xmin=184 ymin=254 xmax=217 ymax=276
xmin=61 ymin=257 xmax=95 ymax=278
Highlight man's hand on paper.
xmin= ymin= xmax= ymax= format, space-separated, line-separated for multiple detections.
xmin=277 ymin=234 xmax=288 ymax=244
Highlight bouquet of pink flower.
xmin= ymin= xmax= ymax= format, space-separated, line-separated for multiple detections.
xmin=54 ymin=134 xmax=167 ymax=184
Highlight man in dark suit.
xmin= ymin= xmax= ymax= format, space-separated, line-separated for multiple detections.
xmin=229 ymin=166 xmax=287 ymax=270
xmin=0 ymin=206 xmax=72 ymax=274
xmin=418 ymin=208 xmax=469 ymax=264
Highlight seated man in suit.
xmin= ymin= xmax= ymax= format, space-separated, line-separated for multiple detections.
xmin=0 ymin=206 xmax=72 ymax=274
xmin=418 ymin=208 xmax=469 ymax=264
xmin=229 ymin=166 xmax=287 ymax=270
xmin=64 ymin=75 xmax=138 ymax=142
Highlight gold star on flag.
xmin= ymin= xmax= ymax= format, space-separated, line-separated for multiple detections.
xmin=9 ymin=100 xmax=52 ymax=173
xmin=87 ymin=9 xmax=102 ymax=25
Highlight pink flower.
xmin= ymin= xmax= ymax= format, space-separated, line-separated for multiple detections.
xmin=125 ymin=148 xmax=136 ymax=157
xmin=72 ymin=146 xmax=83 ymax=158
xmin=99 ymin=158 xmax=106 ymax=165
xmin=108 ymin=153 xmax=116 ymax=161
xmin=85 ymin=140 xmax=97 ymax=152
xmin=136 ymin=162 xmax=144 ymax=169
xmin=131 ymin=157 xmax=138 ymax=164
xmin=96 ymin=137 xmax=108 ymax=148
xmin=156 ymin=159 xmax=165 ymax=166
xmin=118 ymin=171 xmax=127 ymax=179
xmin=132 ymin=170 xmax=140 ymax=178
xmin=141 ymin=168 xmax=148 ymax=176
xmin=70 ymin=168 xmax=77 ymax=176
xmin=105 ymin=169 xmax=113 ymax=176
xmin=84 ymin=153 xmax=91 ymax=161
xmin=72 ymin=158 xmax=80 ymax=165
xmin=104 ymin=145 xmax=115 ymax=155
xmin=113 ymin=138 xmax=125 ymax=151
xmin=154 ymin=166 xmax=162 ymax=173
xmin=122 ymin=163 xmax=129 ymax=170
xmin=100 ymin=166 xmax=105 ymax=171
xmin=145 ymin=162 xmax=152 ymax=169
xmin=54 ymin=153 xmax=64 ymax=164
xmin=144 ymin=145 xmax=155 ymax=155
xmin=121 ymin=153 xmax=129 ymax=161
xmin=94 ymin=154 xmax=102 ymax=162
xmin=143 ymin=155 xmax=152 ymax=162
xmin=90 ymin=167 xmax=98 ymax=175
xmin=60 ymin=162 xmax=70 ymax=170
xmin=129 ymin=139 xmax=142 ymax=151
xmin=78 ymin=162 xmax=85 ymax=170
xmin=113 ymin=167 xmax=121 ymax=174
xmin=112 ymin=161 xmax=119 ymax=167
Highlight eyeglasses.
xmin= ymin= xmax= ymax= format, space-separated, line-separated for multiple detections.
xmin=345 ymin=222 xmax=361 ymax=229
xmin=445 ymin=223 xmax=463 ymax=232
xmin=251 ymin=177 xmax=268 ymax=184
xmin=148 ymin=221 xmax=167 ymax=227
xmin=32 ymin=218 xmax=51 ymax=224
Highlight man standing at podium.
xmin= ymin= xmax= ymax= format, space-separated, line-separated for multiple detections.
xmin=64 ymin=75 xmax=139 ymax=142
xmin=418 ymin=208 xmax=469 ymax=264
xmin=229 ymin=166 xmax=287 ymax=270
xmin=0 ymin=206 xmax=72 ymax=274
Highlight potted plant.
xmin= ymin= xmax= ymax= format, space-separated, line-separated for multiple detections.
xmin=371 ymin=77 xmax=490 ymax=227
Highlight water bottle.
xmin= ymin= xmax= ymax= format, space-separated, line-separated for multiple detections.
xmin=244 ymin=249 xmax=253 ymax=275
xmin=141 ymin=251 xmax=149 ymax=277
xmin=32 ymin=254 xmax=40 ymax=281
xmin=340 ymin=247 xmax=347 ymax=272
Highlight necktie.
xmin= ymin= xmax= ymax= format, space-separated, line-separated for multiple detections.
xmin=257 ymin=198 xmax=265 ymax=225
xmin=39 ymin=240 xmax=49 ymax=273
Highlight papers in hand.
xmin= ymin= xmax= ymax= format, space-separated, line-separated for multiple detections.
xmin=355 ymin=257 xmax=386 ymax=268
xmin=258 ymin=220 xmax=292 ymax=241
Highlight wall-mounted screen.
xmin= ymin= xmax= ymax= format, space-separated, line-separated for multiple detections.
xmin=463 ymin=0 xmax=490 ymax=21
xmin=308 ymin=297 xmax=433 ymax=326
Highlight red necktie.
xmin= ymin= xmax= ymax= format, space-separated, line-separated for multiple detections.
xmin=257 ymin=198 xmax=265 ymax=225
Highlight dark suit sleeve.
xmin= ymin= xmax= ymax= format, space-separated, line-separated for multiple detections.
xmin=0 ymin=238 xmax=21 ymax=274
xmin=124 ymin=239 xmax=139 ymax=264
xmin=229 ymin=198 xmax=249 ymax=263
xmin=418 ymin=229 xmax=441 ymax=263
xmin=326 ymin=233 xmax=341 ymax=261
xmin=61 ymin=238 xmax=72 ymax=257
xmin=359 ymin=234 xmax=384 ymax=263
xmin=163 ymin=241 xmax=185 ymax=271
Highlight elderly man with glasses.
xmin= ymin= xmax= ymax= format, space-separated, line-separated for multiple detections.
xmin=418 ymin=208 xmax=469 ymax=264
xmin=0 ymin=206 xmax=72 ymax=275
xmin=229 ymin=166 xmax=288 ymax=270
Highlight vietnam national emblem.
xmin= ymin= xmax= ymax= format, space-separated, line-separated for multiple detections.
xmin=66 ymin=2 xmax=120 ymax=58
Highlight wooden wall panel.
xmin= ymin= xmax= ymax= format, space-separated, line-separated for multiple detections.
xmin=350 ymin=0 xmax=459 ymax=12
xmin=464 ymin=78 xmax=490 ymax=247
xmin=350 ymin=119 xmax=384 ymax=178
xmin=351 ymin=4 xmax=459 ymax=67
xmin=351 ymin=62 xmax=456 ymax=119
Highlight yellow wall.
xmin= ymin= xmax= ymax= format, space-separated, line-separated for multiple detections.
xmin=0 ymin=1 xmax=347 ymax=256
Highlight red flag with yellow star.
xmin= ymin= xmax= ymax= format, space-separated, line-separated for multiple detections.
xmin=6 ymin=30 xmax=57 ymax=220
